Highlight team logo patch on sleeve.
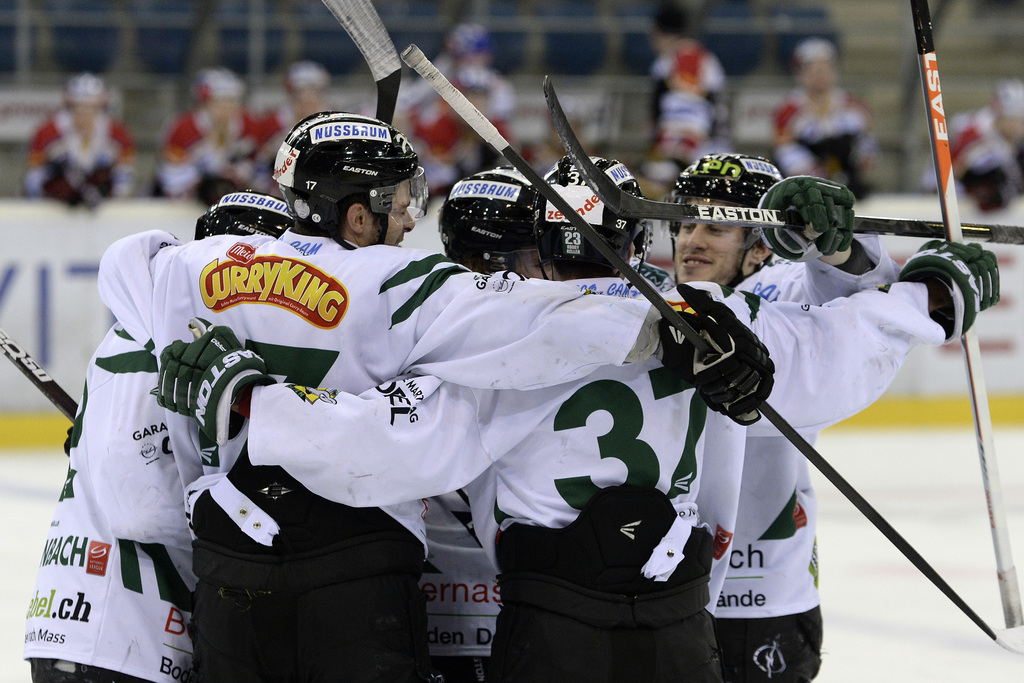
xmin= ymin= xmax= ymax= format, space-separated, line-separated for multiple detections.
xmin=287 ymin=385 xmax=339 ymax=405
xmin=712 ymin=525 xmax=734 ymax=560
xmin=200 ymin=255 xmax=349 ymax=328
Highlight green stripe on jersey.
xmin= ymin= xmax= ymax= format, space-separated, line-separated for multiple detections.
xmin=379 ymin=254 xmax=456 ymax=293
xmin=759 ymin=489 xmax=799 ymax=540
xmin=96 ymin=349 xmax=158 ymax=374
xmin=390 ymin=266 xmax=466 ymax=327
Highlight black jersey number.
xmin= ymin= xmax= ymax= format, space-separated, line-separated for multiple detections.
xmin=552 ymin=367 xmax=705 ymax=510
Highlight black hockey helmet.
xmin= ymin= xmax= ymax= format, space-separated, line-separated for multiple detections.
xmin=273 ymin=111 xmax=427 ymax=244
xmin=439 ymin=167 xmax=540 ymax=272
xmin=538 ymin=155 xmax=650 ymax=267
xmin=195 ymin=190 xmax=293 ymax=241
xmin=668 ymin=153 xmax=782 ymax=246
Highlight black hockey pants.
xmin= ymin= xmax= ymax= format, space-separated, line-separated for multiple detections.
xmin=717 ymin=606 xmax=823 ymax=683
xmin=29 ymin=659 xmax=152 ymax=683
xmin=489 ymin=485 xmax=724 ymax=683
xmin=190 ymin=531 xmax=438 ymax=683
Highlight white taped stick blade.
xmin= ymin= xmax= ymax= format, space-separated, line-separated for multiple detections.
xmin=321 ymin=0 xmax=401 ymax=81
xmin=994 ymin=625 xmax=1024 ymax=655
xmin=401 ymin=44 xmax=510 ymax=151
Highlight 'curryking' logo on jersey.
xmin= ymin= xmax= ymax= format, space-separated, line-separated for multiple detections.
xmin=200 ymin=254 xmax=349 ymax=328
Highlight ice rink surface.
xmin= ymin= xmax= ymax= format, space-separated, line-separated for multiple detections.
xmin=2 ymin=426 xmax=1024 ymax=682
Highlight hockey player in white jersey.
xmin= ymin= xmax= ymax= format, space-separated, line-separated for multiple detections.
xmin=98 ymin=111 xmax=726 ymax=683
xmin=666 ymin=152 xmax=999 ymax=682
xmin=24 ymin=191 xmax=292 ymax=683
xmin=152 ymin=155 xmax=998 ymax=682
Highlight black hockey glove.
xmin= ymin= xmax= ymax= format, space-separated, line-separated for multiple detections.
xmin=898 ymin=240 xmax=1000 ymax=341
xmin=658 ymin=285 xmax=775 ymax=425
xmin=157 ymin=318 xmax=274 ymax=445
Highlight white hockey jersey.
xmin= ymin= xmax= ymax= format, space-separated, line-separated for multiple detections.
xmin=420 ymin=491 xmax=499 ymax=657
xmin=240 ymin=275 xmax=945 ymax=608
xmin=23 ymin=325 xmax=197 ymax=682
xmin=97 ymin=229 xmax=652 ymax=544
xmin=715 ymin=237 xmax=901 ymax=619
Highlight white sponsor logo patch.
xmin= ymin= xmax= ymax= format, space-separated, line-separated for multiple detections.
xmin=739 ymin=158 xmax=782 ymax=178
xmin=604 ymin=162 xmax=635 ymax=186
xmin=218 ymin=192 xmax=290 ymax=216
xmin=309 ymin=121 xmax=391 ymax=143
xmin=273 ymin=144 xmax=299 ymax=185
xmin=449 ymin=179 xmax=521 ymax=201
xmin=545 ymin=185 xmax=605 ymax=225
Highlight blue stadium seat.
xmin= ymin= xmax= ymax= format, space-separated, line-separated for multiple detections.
xmin=482 ymin=0 xmax=527 ymax=75
xmin=0 ymin=0 xmax=19 ymax=72
xmin=216 ymin=0 xmax=286 ymax=74
xmin=130 ymin=0 xmax=193 ymax=75
xmin=379 ymin=1 xmax=443 ymax=62
xmin=702 ymin=2 xmax=764 ymax=77
xmin=769 ymin=3 xmax=839 ymax=73
xmin=46 ymin=0 xmax=120 ymax=73
xmin=617 ymin=4 xmax=657 ymax=75
xmin=537 ymin=2 xmax=607 ymax=76
xmin=294 ymin=0 xmax=363 ymax=75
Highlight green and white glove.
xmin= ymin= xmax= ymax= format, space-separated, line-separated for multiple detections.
xmin=757 ymin=176 xmax=855 ymax=261
xmin=157 ymin=318 xmax=274 ymax=445
xmin=898 ymin=240 xmax=1000 ymax=341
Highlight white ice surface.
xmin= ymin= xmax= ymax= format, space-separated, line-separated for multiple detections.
xmin=2 ymin=427 xmax=1024 ymax=681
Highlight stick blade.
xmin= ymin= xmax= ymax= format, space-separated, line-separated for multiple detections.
xmin=995 ymin=625 xmax=1024 ymax=655
xmin=542 ymin=76 xmax=625 ymax=213
xmin=542 ymin=76 xmax=775 ymax=224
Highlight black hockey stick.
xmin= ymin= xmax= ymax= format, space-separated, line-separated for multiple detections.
xmin=400 ymin=44 xmax=1024 ymax=654
xmin=1 ymin=325 xmax=77 ymax=421
xmin=542 ymin=78 xmax=1024 ymax=246
xmin=911 ymin=0 xmax=1024 ymax=636
xmin=320 ymin=0 xmax=402 ymax=124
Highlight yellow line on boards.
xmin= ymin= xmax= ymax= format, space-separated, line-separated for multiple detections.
xmin=2 ymin=397 xmax=1023 ymax=449
xmin=830 ymin=395 xmax=1024 ymax=429
xmin=0 ymin=414 xmax=71 ymax=450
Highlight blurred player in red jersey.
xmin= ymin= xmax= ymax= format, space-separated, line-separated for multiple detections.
xmin=253 ymin=61 xmax=333 ymax=195
xmin=152 ymin=67 xmax=270 ymax=205
xmin=25 ymin=73 xmax=136 ymax=207
xmin=398 ymin=23 xmax=516 ymax=200
xmin=645 ymin=2 xmax=730 ymax=186
xmin=950 ymin=79 xmax=1024 ymax=212
xmin=772 ymin=38 xmax=878 ymax=198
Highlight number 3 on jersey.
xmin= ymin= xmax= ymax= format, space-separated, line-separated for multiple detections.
xmin=552 ymin=367 xmax=706 ymax=510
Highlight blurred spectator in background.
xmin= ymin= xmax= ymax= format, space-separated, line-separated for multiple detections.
xmin=773 ymin=37 xmax=878 ymax=198
xmin=24 ymin=73 xmax=135 ymax=207
xmin=398 ymin=23 xmax=516 ymax=201
xmin=152 ymin=67 xmax=269 ymax=205
xmin=254 ymin=60 xmax=332 ymax=193
xmin=950 ymin=79 xmax=1024 ymax=212
xmin=644 ymin=2 xmax=730 ymax=188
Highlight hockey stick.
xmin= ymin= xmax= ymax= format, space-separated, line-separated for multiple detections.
xmin=320 ymin=0 xmax=402 ymax=124
xmin=542 ymin=79 xmax=1024 ymax=246
xmin=911 ymin=0 xmax=1024 ymax=633
xmin=399 ymin=44 xmax=1024 ymax=654
xmin=1 ymin=325 xmax=77 ymax=421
